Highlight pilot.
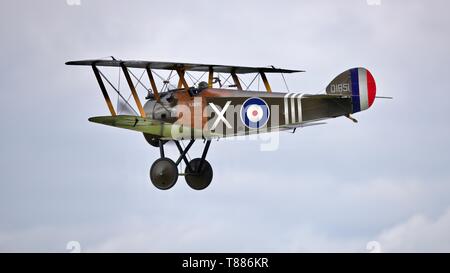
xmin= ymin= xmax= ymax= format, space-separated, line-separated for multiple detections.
xmin=197 ymin=81 xmax=208 ymax=91
xmin=189 ymin=81 xmax=209 ymax=96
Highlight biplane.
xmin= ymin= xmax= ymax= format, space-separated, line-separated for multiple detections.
xmin=66 ymin=58 xmax=382 ymax=191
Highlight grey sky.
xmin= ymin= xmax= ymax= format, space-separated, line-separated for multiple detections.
xmin=1 ymin=0 xmax=450 ymax=252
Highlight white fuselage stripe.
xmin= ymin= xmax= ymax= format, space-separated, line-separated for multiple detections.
xmin=358 ymin=68 xmax=368 ymax=110
xmin=284 ymin=93 xmax=304 ymax=124
xmin=291 ymin=94 xmax=297 ymax=123
xmin=297 ymin=93 xmax=304 ymax=122
xmin=284 ymin=93 xmax=293 ymax=124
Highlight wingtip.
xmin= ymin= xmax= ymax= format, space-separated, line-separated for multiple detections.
xmin=88 ymin=117 xmax=103 ymax=123
xmin=88 ymin=116 xmax=115 ymax=126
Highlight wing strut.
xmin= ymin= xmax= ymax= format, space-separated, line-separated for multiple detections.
xmin=120 ymin=64 xmax=146 ymax=117
xmin=208 ymin=67 xmax=214 ymax=88
xmin=176 ymin=69 xmax=190 ymax=94
xmin=145 ymin=66 xmax=160 ymax=102
xmin=177 ymin=69 xmax=186 ymax=88
xmin=260 ymin=72 xmax=272 ymax=93
xmin=92 ymin=64 xmax=116 ymax=116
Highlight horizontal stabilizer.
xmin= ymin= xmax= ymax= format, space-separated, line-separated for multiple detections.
xmin=281 ymin=122 xmax=327 ymax=130
xmin=375 ymin=96 xmax=393 ymax=99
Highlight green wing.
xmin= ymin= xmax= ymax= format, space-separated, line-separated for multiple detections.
xmin=88 ymin=115 xmax=209 ymax=140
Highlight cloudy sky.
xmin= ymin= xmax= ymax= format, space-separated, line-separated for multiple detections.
xmin=1 ymin=0 xmax=450 ymax=252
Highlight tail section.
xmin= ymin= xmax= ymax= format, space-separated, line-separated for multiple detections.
xmin=326 ymin=68 xmax=376 ymax=113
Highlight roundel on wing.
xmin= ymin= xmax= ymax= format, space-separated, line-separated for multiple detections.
xmin=240 ymin=97 xmax=270 ymax=129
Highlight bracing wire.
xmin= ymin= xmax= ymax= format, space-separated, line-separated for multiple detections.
xmin=218 ymin=73 xmax=232 ymax=87
xmin=245 ymin=73 xmax=260 ymax=91
xmin=281 ymin=72 xmax=290 ymax=92
xmin=257 ymin=73 xmax=260 ymax=91
xmin=195 ymin=72 xmax=207 ymax=85
xmin=98 ymin=69 xmax=139 ymax=116
xmin=185 ymin=72 xmax=197 ymax=86
xmin=237 ymin=74 xmax=249 ymax=90
xmin=117 ymin=66 xmax=121 ymax=108
xmin=126 ymin=69 xmax=147 ymax=102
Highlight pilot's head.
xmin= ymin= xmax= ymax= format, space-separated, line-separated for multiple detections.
xmin=198 ymin=81 xmax=208 ymax=90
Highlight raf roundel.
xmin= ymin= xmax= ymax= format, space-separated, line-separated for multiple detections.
xmin=240 ymin=97 xmax=270 ymax=129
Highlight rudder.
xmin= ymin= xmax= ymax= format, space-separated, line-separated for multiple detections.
xmin=326 ymin=68 xmax=376 ymax=113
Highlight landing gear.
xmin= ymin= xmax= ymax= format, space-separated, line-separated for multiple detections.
xmin=184 ymin=140 xmax=213 ymax=190
xmin=185 ymin=158 xmax=213 ymax=190
xmin=148 ymin=139 xmax=213 ymax=190
xmin=149 ymin=158 xmax=178 ymax=190
xmin=143 ymin=133 xmax=167 ymax=147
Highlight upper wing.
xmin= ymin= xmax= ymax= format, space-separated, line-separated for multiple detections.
xmin=66 ymin=59 xmax=304 ymax=74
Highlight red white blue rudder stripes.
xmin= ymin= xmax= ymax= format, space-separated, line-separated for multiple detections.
xmin=326 ymin=67 xmax=376 ymax=113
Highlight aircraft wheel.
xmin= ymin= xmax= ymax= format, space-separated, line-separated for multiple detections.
xmin=185 ymin=158 xmax=213 ymax=190
xmin=150 ymin=158 xmax=178 ymax=190
xmin=143 ymin=133 xmax=167 ymax=147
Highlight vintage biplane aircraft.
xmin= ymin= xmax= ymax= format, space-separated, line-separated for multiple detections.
xmin=66 ymin=58 xmax=383 ymax=191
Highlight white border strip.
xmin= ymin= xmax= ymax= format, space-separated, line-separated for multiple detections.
xmin=358 ymin=68 xmax=368 ymax=110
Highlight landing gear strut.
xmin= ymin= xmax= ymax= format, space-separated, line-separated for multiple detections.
xmin=149 ymin=139 xmax=213 ymax=190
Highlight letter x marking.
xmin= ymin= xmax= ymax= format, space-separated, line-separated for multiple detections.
xmin=209 ymin=101 xmax=232 ymax=130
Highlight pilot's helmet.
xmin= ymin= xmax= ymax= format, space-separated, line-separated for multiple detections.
xmin=198 ymin=81 xmax=208 ymax=90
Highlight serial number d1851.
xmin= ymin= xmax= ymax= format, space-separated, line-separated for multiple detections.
xmin=226 ymin=257 xmax=269 ymax=268
xmin=330 ymin=83 xmax=350 ymax=93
